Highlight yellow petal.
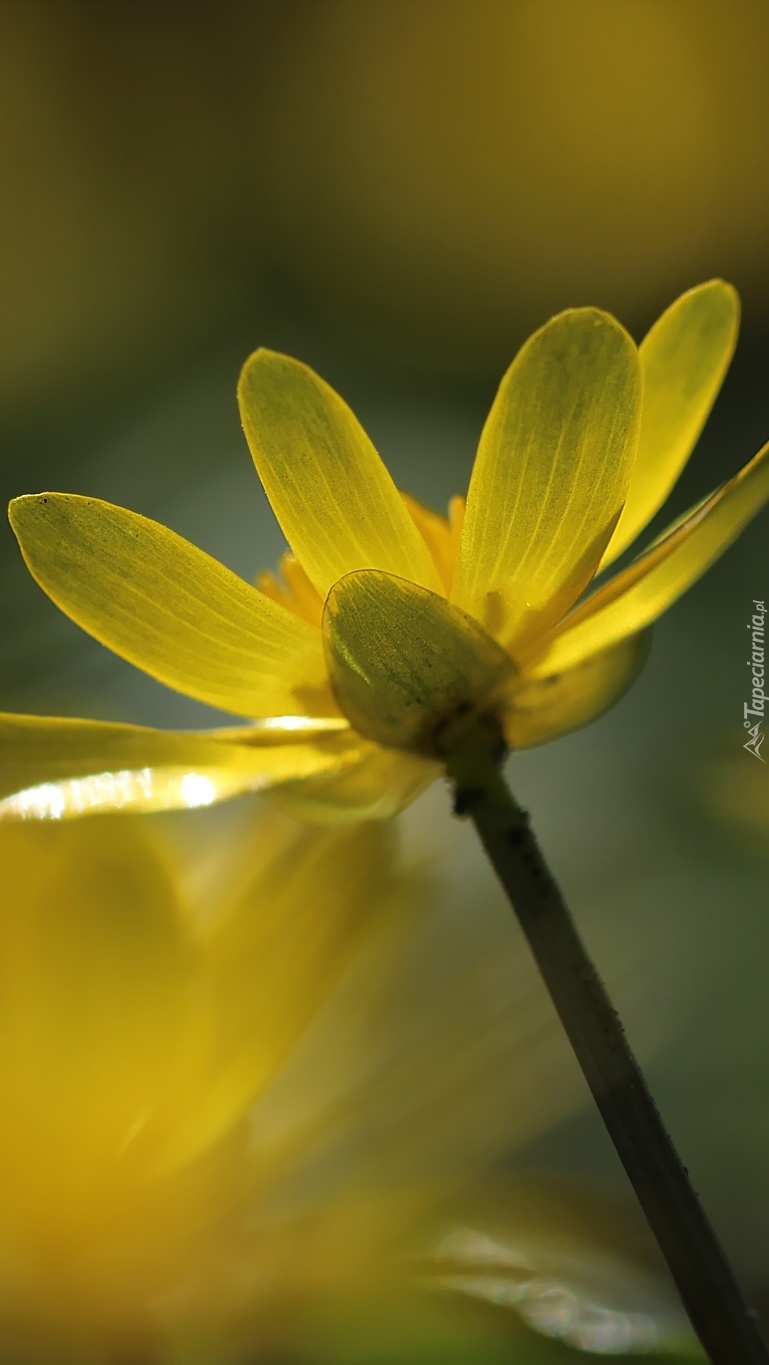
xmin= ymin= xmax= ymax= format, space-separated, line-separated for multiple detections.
xmin=323 ymin=570 xmax=515 ymax=755
xmin=505 ymin=631 xmax=651 ymax=749
xmin=199 ymin=816 xmax=397 ymax=1140
xmin=0 ymin=712 xmax=356 ymax=819
xmin=0 ymin=819 xmax=195 ymax=1193
xmin=452 ymin=309 xmax=641 ymax=653
xmin=238 ymin=349 xmax=442 ymax=597
xmin=537 ymin=440 xmax=769 ymax=675
xmin=257 ymin=551 xmax=324 ymax=627
xmin=400 ymin=491 xmax=463 ymax=595
xmin=601 ymin=280 xmax=740 ymax=567
xmin=274 ymin=740 xmax=438 ymax=821
xmin=0 ymin=823 xmax=260 ymax=1311
xmin=9 ymin=494 xmax=331 ymax=718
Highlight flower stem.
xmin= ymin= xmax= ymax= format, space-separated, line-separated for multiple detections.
xmin=445 ymin=734 xmax=768 ymax=1365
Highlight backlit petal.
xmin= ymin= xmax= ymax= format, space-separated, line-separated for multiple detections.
xmin=537 ymin=441 xmax=769 ymax=675
xmin=453 ymin=309 xmax=641 ymax=653
xmin=257 ymin=552 xmax=324 ymax=627
xmin=324 ymin=570 xmax=515 ymax=755
xmin=0 ymin=819 xmax=197 ymax=1198
xmin=238 ymin=349 xmax=441 ymax=597
xmin=425 ymin=1183 xmax=686 ymax=1355
xmin=601 ymin=280 xmax=739 ymax=567
xmin=0 ymin=713 xmax=356 ymax=819
xmin=9 ymin=494 xmax=330 ymax=718
xmin=505 ymin=632 xmax=650 ymax=749
xmin=400 ymin=492 xmax=464 ymax=595
xmin=198 ymin=816 xmax=398 ymax=1142
xmin=274 ymin=741 xmax=438 ymax=822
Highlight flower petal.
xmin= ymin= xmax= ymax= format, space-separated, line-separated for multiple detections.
xmin=452 ymin=309 xmax=641 ymax=653
xmin=324 ymin=570 xmax=515 ymax=755
xmin=0 ymin=713 xmax=357 ymax=819
xmin=257 ymin=552 xmax=324 ymax=627
xmin=600 ymin=280 xmax=739 ymax=567
xmin=238 ymin=349 xmax=442 ymax=597
xmin=425 ymin=1183 xmax=687 ymax=1355
xmin=400 ymin=492 xmax=464 ymax=595
xmin=9 ymin=494 xmax=331 ymax=718
xmin=274 ymin=742 xmax=438 ymax=822
xmin=536 ymin=441 xmax=769 ymax=675
xmin=198 ymin=816 xmax=398 ymax=1139
xmin=505 ymin=632 xmax=651 ymax=749
xmin=0 ymin=820 xmax=193 ymax=1162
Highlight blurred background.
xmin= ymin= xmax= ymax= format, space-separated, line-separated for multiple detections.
xmin=1 ymin=1 xmax=768 ymax=1359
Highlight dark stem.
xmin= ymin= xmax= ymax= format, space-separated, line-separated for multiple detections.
xmin=445 ymin=733 xmax=768 ymax=1365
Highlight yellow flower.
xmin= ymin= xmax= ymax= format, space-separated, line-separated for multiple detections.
xmin=0 ymin=813 xmax=357 ymax=1350
xmin=0 ymin=805 xmax=683 ymax=1361
xmin=4 ymin=281 xmax=769 ymax=820
xmin=0 ymin=810 xmax=430 ymax=1358
xmin=693 ymin=743 xmax=769 ymax=855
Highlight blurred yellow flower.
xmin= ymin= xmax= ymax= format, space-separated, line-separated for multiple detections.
xmin=0 ymin=812 xmax=404 ymax=1358
xmin=693 ymin=744 xmax=769 ymax=855
xmin=4 ymin=281 xmax=769 ymax=820
xmin=0 ymin=803 xmax=685 ymax=1362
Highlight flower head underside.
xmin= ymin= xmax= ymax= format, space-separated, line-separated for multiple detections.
xmin=4 ymin=280 xmax=769 ymax=821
